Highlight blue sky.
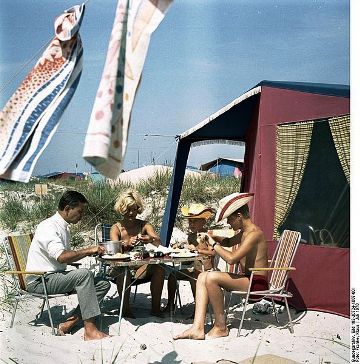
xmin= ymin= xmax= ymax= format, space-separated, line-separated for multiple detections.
xmin=0 ymin=0 xmax=350 ymax=175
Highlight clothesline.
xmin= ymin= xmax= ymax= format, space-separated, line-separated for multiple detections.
xmin=0 ymin=39 xmax=50 ymax=95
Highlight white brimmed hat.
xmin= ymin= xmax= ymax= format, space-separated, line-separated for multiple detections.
xmin=215 ymin=192 xmax=254 ymax=223
xmin=181 ymin=203 xmax=214 ymax=219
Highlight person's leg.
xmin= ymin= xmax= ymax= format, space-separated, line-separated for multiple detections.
xmin=30 ymin=269 xmax=109 ymax=339
xmin=114 ymin=267 xmax=134 ymax=318
xmin=148 ymin=265 xmax=165 ymax=316
xmin=94 ymin=275 xmax=111 ymax=304
xmin=163 ymin=271 xmax=177 ymax=313
xmin=205 ymin=271 xmax=250 ymax=339
xmin=173 ymin=271 xmax=210 ymax=340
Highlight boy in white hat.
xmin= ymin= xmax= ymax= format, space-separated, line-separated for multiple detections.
xmin=163 ymin=203 xmax=215 ymax=314
xmin=174 ymin=192 xmax=268 ymax=340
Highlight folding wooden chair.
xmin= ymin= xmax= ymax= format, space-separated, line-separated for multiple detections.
xmin=2 ymin=233 xmax=77 ymax=335
xmin=226 ymin=229 xmax=301 ymax=337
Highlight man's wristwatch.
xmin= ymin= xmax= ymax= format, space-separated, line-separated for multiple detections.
xmin=211 ymin=240 xmax=219 ymax=249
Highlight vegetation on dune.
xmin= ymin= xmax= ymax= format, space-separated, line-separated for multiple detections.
xmin=0 ymin=171 xmax=240 ymax=236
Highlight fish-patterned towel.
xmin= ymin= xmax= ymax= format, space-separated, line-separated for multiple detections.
xmin=0 ymin=4 xmax=85 ymax=182
xmin=83 ymin=0 xmax=172 ymax=179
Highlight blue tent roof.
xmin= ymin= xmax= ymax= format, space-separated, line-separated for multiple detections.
xmin=256 ymin=80 xmax=349 ymax=98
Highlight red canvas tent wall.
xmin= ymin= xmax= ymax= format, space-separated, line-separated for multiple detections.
xmin=160 ymin=80 xmax=350 ymax=317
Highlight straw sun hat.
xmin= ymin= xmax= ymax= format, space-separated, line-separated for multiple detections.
xmin=181 ymin=203 xmax=214 ymax=219
xmin=215 ymin=192 xmax=254 ymax=223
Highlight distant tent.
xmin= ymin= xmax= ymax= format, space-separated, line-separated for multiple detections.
xmin=160 ymin=80 xmax=350 ymax=317
xmin=200 ymin=158 xmax=243 ymax=178
xmin=88 ymin=172 xmax=106 ymax=183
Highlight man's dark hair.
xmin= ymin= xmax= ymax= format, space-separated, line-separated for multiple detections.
xmin=58 ymin=190 xmax=88 ymax=210
xmin=237 ymin=204 xmax=250 ymax=219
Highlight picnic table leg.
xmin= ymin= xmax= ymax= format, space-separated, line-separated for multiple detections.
xmin=117 ymin=268 xmax=128 ymax=335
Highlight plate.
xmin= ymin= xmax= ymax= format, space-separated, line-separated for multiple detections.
xmin=101 ymin=254 xmax=130 ymax=260
xmin=170 ymin=252 xmax=198 ymax=258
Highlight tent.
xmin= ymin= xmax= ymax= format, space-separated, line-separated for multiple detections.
xmin=200 ymin=158 xmax=244 ymax=178
xmin=160 ymin=80 xmax=350 ymax=317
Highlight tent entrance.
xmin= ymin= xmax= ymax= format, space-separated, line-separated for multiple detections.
xmin=277 ymin=118 xmax=350 ymax=248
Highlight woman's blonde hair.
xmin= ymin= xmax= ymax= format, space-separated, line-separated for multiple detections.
xmin=114 ymin=190 xmax=144 ymax=215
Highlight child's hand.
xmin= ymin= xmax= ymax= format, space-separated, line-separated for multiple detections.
xmin=187 ymin=244 xmax=196 ymax=251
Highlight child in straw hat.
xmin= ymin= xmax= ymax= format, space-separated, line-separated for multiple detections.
xmin=163 ymin=203 xmax=215 ymax=315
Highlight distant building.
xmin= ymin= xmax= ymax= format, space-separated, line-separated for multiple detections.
xmin=39 ymin=172 xmax=85 ymax=181
xmin=200 ymin=158 xmax=243 ymax=178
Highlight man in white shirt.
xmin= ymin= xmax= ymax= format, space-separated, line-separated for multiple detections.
xmin=26 ymin=190 xmax=110 ymax=340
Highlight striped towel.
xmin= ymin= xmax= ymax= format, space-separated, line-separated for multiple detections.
xmin=83 ymin=0 xmax=173 ymax=179
xmin=0 ymin=4 xmax=85 ymax=182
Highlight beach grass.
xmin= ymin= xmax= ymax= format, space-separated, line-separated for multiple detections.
xmin=0 ymin=171 xmax=240 ymax=236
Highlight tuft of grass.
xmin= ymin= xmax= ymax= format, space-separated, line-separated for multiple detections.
xmin=0 ymin=194 xmax=31 ymax=231
xmin=0 ymin=173 xmax=240 ymax=234
xmin=137 ymin=169 xmax=172 ymax=197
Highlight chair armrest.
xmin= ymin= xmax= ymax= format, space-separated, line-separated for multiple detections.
xmin=4 ymin=270 xmax=47 ymax=275
xmin=249 ymin=267 xmax=296 ymax=272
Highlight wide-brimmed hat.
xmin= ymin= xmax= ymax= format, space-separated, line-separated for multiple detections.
xmin=215 ymin=192 xmax=254 ymax=223
xmin=181 ymin=203 xmax=214 ymax=219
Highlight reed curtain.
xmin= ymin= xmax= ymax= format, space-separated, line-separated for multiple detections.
xmin=273 ymin=121 xmax=314 ymax=239
xmin=329 ymin=114 xmax=350 ymax=183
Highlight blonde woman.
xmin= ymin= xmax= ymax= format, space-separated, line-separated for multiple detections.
xmin=110 ymin=190 xmax=164 ymax=318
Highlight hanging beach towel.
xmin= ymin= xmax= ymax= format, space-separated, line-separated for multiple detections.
xmin=83 ymin=0 xmax=173 ymax=179
xmin=0 ymin=4 xmax=85 ymax=182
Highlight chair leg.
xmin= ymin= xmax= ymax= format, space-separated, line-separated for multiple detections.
xmin=44 ymin=297 xmax=55 ymax=335
xmin=207 ymin=304 xmax=213 ymax=325
xmin=237 ymin=297 xmax=248 ymax=337
xmin=174 ymin=280 xmax=183 ymax=314
xmin=271 ymin=298 xmax=279 ymax=323
xmin=133 ymin=285 xmax=137 ymax=303
xmin=40 ymin=276 xmax=56 ymax=335
xmin=225 ymin=292 xmax=232 ymax=323
xmin=118 ymin=268 xmax=128 ymax=335
xmin=35 ymin=299 xmax=46 ymax=323
xmin=284 ymin=297 xmax=294 ymax=333
xmin=10 ymin=299 xmax=19 ymax=328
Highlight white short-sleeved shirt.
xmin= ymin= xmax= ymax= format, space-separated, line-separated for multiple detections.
xmin=26 ymin=212 xmax=70 ymax=284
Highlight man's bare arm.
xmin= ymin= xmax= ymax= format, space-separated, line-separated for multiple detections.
xmin=208 ymin=232 xmax=239 ymax=247
xmin=213 ymin=231 xmax=261 ymax=265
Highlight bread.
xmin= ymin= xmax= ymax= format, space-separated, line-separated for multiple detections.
xmin=208 ymin=229 xmax=235 ymax=238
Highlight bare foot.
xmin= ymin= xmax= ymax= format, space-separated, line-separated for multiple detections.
xmin=173 ymin=326 xmax=205 ymax=340
xmin=205 ymin=326 xmax=229 ymax=339
xmin=84 ymin=329 xmax=111 ymax=341
xmin=57 ymin=316 xmax=80 ymax=335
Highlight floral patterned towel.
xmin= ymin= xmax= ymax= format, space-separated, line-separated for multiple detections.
xmin=83 ymin=0 xmax=172 ymax=179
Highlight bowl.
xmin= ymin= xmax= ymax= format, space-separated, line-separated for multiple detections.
xmin=99 ymin=240 xmax=123 ymax=255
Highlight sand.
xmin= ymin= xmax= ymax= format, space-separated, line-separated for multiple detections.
xmin=0 ymin=258 xmax=350 ymax=364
